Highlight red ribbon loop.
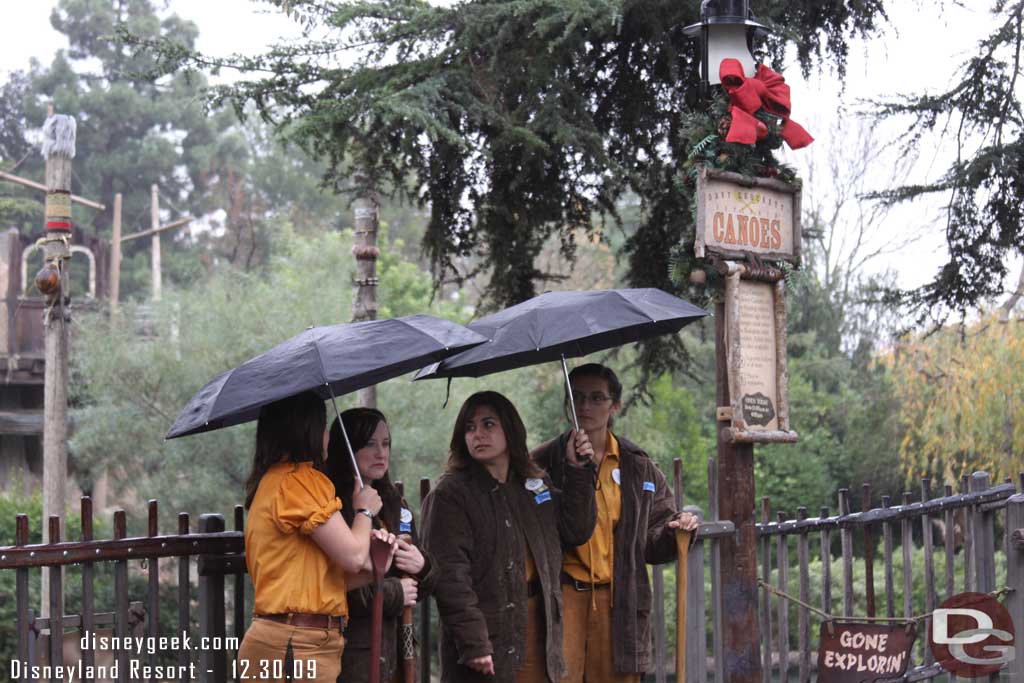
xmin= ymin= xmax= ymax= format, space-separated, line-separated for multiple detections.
xmin=719 ymin=58 xmax=813 ymax=150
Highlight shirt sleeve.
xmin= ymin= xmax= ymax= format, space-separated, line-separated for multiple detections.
xmin=272 ymin=466 xmax=343 ymax=536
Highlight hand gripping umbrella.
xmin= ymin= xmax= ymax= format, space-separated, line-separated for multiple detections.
xmin=414 ymin=288 xmax=708 ymax=431
xmin=166 ymin=314 xmax=488 ymax=487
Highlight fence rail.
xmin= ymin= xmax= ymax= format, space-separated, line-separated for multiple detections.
xmin=2 ymin=467 xmax=1023 ymax=683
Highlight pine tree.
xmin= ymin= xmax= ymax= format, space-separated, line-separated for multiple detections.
xmin=132 ymin=0 xmax=887 ymax=379
xmin=871 ymin=1 xmax=1024 ymax=321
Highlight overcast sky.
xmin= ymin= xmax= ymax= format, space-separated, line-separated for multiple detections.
xmin=1 ymin=1 xmax=1017 ymax=301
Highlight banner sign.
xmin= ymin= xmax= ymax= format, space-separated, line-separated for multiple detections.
xmin=817 ymin=622 xmax=916 ymax=683
xmin=694 ymin=167 xmax=801 ymax=264
xmin=722 ymin=266 xmax=798 ymax=444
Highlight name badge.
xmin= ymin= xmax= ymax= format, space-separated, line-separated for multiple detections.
xmin=400 ymin=508 xmax=413 ymax=533
xmin=643 ymin=481 xmax=656 ymax=493
xmin=534 ymin=491 xmax=552 ymax=504
xmin=525 ymin=477 xmax=547 ymax=493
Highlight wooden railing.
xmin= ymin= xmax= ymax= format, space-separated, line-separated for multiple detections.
xmin=3 ymin=468 xmax=1023 ymax=683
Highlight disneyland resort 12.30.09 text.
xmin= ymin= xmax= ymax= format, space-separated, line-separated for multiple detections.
xmin=7 ymin=631 xmax=239 ymax=681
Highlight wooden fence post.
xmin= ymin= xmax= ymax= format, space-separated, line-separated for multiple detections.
xmin=1005 ymin=493 xmax=1024 ymax=683
xmin=15 ymin=514 xmax=30 ymax=680
xmin=198 ymin=514 xmax=227 ymax=683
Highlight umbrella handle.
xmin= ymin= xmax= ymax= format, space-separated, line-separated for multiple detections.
xmin=561 ymin=355 xmax=580 ymax=433
xmin=325 ymin=383 xmax=364 ymax=489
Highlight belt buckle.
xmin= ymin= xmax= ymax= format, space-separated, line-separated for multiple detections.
xmin=573 ymin=579 xmax=589 ymax=592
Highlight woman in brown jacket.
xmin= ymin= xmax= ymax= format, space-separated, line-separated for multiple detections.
xmin=325 ymin=408 xmax=437 ymax=682
xmin=421 ymin=391 xmax=597 ymax=683
xmin=532 ymin=364 xmax=699 ymax=682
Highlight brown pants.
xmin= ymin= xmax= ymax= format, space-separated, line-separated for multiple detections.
xmin=236 ymin=617 xmax=345 ymax=683
xmin=515 ymin=594 xmax=548 ymax=683
xmin=560 ymin=585 xmax=640 ymax=683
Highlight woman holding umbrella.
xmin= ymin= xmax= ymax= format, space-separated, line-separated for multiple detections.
xmin=325 ymin=408 xmax=437 ymax=682
xmin=237 ymin=391 xmax=396 ymax=683
xmin=532 ymin=364 xmax=700 ymax=683
xmin=421 ymin=391 xmax=597 ymax=682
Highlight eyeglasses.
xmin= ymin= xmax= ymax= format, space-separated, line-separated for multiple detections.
xmin=571 ymin=392 xmax=613 ymax=406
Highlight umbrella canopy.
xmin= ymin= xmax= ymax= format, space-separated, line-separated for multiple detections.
xmin=414 ymin=288 xmax=708 ymax=380
xmin=167 ymin=314 xmax=488 ymax=439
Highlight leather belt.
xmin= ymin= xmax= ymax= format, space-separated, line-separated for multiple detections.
xmin=256 ymin=613 xmax=346 ymax=632
xmin=526 ymin=577 xmax=542 ymax=598
xmin=560 ymin=573 xmax=610 ymax=592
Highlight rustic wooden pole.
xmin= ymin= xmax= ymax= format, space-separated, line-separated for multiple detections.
xmin=352 ymin=188 xmax=379 ymax=408
xmin=109 ymin=192 xmax=122 ymax=314
xmin=39 ymin=111 xmax=75 ymax=618
xmin=714 ymin=301 xmax=763 ymax=683
xmin=150 ymin=184 xmax=161 ymax=301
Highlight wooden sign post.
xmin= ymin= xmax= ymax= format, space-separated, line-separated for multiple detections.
xmin=697 ymin=166 xmax=801 ymax=683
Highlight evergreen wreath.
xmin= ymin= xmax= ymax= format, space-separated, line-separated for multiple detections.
xmin=669 ymin=88 xmax=801 ymax=297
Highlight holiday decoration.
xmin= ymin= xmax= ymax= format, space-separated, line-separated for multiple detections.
xmin=720 ymin=59 xmax=813 ymax=150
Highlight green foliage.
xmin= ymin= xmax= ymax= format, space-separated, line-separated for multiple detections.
xmin=70 ymin=229 xmax=357 ymax=520
xmin=870 ymin=1 xmax=1024 ymax=320
xmin=133 ymin=0 xmax=888 ymax=345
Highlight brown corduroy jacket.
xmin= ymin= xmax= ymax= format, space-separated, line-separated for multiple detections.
xmin=420 ymin=461 xmax=596 ymax=683
xmin=532 ymin=430 xmax=681 ymax=674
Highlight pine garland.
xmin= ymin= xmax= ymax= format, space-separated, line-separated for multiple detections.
xmin=670 ymin=88 xmax=801 ymax=296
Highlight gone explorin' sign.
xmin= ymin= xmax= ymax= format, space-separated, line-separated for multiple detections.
xmin=817 ymin=622 xmax=916 ymax=683
xmin=694 ymin=167 xmax=801 ymax=263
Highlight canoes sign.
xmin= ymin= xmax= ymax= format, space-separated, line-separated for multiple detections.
xmin=694 ymin=167 xmax=801 ymax=264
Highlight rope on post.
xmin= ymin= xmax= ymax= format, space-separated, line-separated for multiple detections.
xmin=757 ymin=579 xmax=1014 ymax=625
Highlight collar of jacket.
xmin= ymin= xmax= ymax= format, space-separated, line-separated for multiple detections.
xmin=461 ymin=459 xmax=521 ymax=492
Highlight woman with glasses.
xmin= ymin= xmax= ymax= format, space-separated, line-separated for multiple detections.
xmin=532 ymin=364 xmax=699 ymax=683
xmin=324 ymin=408 xmax=437 ymax=682
xmin=421 ymin=391 xmax=597 ymax=682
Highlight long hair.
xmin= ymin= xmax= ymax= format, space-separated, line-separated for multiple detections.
xmin=447 ymin=391 xmax=542 ymax=480
xmin=244 ymin=391 xmax=326 ymax=509
xmin=325 ymin=407 xmax=402 ymax=527
xmin=566 ymin=363 xmax=623 ymax=428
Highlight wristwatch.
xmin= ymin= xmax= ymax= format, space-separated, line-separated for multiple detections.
xmin=355 ymin=508 xmax=375 ymax=520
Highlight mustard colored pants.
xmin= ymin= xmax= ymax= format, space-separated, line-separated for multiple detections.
xmin=515 ymin=594 xmax=548 ymax=683
xmin=236 ymin=617 xmax=344 ymax=683
xmin=560 ymin=584 xmax=640 ymax=683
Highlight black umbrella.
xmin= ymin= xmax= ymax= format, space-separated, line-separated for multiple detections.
xmin=414 ymin=288 xmax=708 ymax=430
xmin=167 ymin=314 xmax=488 ymax=485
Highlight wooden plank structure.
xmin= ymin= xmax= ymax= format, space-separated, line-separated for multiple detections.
xmin=1 ymin=468 xmax=1022 ymax=683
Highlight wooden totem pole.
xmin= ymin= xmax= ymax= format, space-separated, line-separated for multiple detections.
xmin=37 ymin=110 xmax=76 ymax=616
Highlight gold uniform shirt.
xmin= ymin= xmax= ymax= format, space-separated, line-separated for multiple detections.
xmin=562 ymin=432 xmax=621 ymax=585
xmin=245 ymin=461 xmax=349 ymax=617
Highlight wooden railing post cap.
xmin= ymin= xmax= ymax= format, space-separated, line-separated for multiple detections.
xmin=199 ymin=513 xmax=225 ymax=532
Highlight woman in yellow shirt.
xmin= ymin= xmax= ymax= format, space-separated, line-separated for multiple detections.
xmin=236 ymin=391 xmax=395 ymax=683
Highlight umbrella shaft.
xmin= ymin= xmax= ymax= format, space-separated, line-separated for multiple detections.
xmin=326 ymin=384 xmax=364 ymax=488
xmin=561 ymin=355 xmax=580 ymax=433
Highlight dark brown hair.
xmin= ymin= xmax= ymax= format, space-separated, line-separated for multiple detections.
xmin=325 ymin=408 xmax=402 ymax=527
xmin=447 ymin=391 xmax=541 ymax=479
xmin=244 ymin=391 xmax=326 ymax=508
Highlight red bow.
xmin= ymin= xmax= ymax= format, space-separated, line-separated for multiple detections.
xmin=719 ymin=58 xmax=813 ymax=150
